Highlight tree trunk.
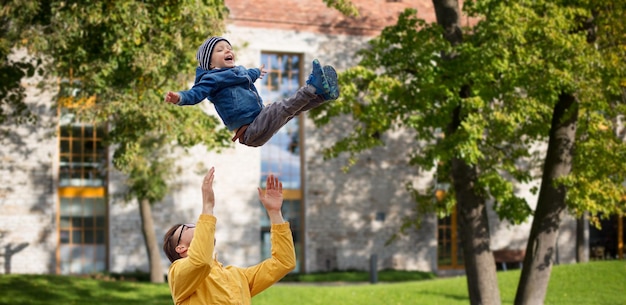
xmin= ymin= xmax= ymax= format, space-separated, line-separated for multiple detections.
xmin=433 ymin=0 xmax=463 ymax=46
xmin=139 ymin=198 xmax=164 ymax=283
xmin=576 ymin=212 xmax=589 ymax=263
xmin=452 ymin=157 xmax=502 ymax=305
xmin=434 ymin=1 xmax=501 ymax=304
xmin=515 ymin=93 xmax=578 ymax=305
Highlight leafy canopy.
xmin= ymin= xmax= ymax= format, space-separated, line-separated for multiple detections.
xmin=310 ymin=0 xmax=626 ymax=223
xmin=11 ymin=0 xmax=232 ymax=202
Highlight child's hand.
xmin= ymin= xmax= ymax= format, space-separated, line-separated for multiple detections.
xmin=259 ymin=64 xmax=267 ymax=79
xmin=165 ymin=92 xmax=180 ymax=104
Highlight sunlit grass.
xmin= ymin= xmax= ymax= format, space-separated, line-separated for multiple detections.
xmin=255 ymin=260 xmax=626 ymax=305
xmin=0 ymin=260 xmax=623 ymax=305
xmin=0 ymin=274 xmax=172 ymax=305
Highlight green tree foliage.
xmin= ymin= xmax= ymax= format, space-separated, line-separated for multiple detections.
xmin=322 ymin=0 xmax=359 ymax=17
xmin=4 ymin=0 xmax=232 ymax=282
xmin=311 ymin=0 xmax=626 ymax=304
xmin=313 ymin=0 xmax=626 ymax=239
xmin=462 ymin=0 xmax=626 ymax=219
xmin=0 ymin=1 xmax=41 ymax=126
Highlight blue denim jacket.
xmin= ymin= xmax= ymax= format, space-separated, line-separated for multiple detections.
xmin=177 ymin=66 xmax=263 ymax=131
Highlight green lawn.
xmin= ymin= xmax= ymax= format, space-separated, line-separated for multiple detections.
xmin=0 ymin=274 xmax=172 ymax=305
xmin=0 ymin=261 xmax=623 ymax=305
xmin=281 ymin=269 xmax=436 ymax=282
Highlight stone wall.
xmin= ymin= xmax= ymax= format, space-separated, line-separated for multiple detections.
xmin=304 ymin=112 xmax=438 ymax=272
xmin=0 ymin=49 xmax=58 ymax=274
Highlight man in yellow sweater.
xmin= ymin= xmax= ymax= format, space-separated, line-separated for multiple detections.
xmin=162 ymin=167 xmax=296 ymax=305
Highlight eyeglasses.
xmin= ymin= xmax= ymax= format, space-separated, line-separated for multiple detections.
xmin=175 ymin=223 xmax=196 ymax=246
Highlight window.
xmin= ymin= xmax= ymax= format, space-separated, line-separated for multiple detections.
xmin=58 ymin=190 xmax=107 ymax=274
xmin=59 ymin=121 xmax=107 ymax=187
xmin=438 ymin=205 xmax=464 ymax=269
xmin=57 ymin=80 xmax=108 ymax=274
xmin=259 ymin=52 xmax=304 ymax=272
xmin=590 ymin=214 xmax=624 ymax=260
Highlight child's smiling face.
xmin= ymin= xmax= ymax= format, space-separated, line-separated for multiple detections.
xmin=210 ymin=40 xmax=235 ymax=69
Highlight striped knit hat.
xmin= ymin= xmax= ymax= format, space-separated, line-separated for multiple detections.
xmin=196 ymin=36 xmax=230 ymax=70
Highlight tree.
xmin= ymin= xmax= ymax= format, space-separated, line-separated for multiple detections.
xmin=507 ymin=2 xmax=626 ymax=303
xmin=6 ymin=0 xmax=232 ymax=282
xmin=0 ymin=1 xmax=40 ymax=126
xmin=434 ymin=1 xmax=501 ymax=304
xmin=310 ymin=0 xmax=626 ymax=304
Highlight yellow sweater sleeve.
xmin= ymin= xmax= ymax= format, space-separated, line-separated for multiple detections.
xmin=168 ymin=214 xmax=216 ymax=304
xmin=244 ymin=222 xmax=296 ymax=297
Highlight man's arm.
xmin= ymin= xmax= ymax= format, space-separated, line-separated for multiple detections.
xmin=259 ymin=174 xmax=285 ymax=224
xmin=168 ymin=168 xmax=217 ymax=303
xmin=201 ymin=167 xmax=215 ymax=215
xmin=242 ymin=175 xmax=296 ymax=296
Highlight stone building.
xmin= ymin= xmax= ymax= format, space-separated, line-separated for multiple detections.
xmin=0 ymin=0 xmax=582 ymax=277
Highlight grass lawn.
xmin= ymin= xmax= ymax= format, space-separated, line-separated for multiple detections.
xmin=281 ymin=269 xmax=436 ymax=282
xmin=256 ymin=260 xmax=626 ymax=305
xmin=0 ymin=260 xmax=623 ymax=305
xmin=0 ymin=274 xmax=172 ymax=305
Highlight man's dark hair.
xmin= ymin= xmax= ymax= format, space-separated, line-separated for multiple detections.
xmin=163 ymin=224 xmax=183 ymax=263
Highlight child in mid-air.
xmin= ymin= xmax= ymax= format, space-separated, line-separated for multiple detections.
xmin=165 ymin=36 xmax=340 ymax=147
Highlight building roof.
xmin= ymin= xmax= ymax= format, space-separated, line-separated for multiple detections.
xmin=225 ymin=0 xmax=438 ymax=36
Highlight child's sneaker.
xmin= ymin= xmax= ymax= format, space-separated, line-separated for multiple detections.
xmin=322 ymin=65 xmax=339 ymax=100
xmin=306 ymin=59 xmax=339 ymax=101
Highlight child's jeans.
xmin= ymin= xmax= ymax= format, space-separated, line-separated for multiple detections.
xmin=239 ymin=85 xmax=323 ymax=147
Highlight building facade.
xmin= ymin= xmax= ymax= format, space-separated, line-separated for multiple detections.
xmin=0 ymin=0 xmax=586 ymax=276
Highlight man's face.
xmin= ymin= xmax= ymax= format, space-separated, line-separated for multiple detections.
xmin=210 ymin=40 xmax=235 ymax=69
xmin=176 ymin=223 xmax=196 ymax=248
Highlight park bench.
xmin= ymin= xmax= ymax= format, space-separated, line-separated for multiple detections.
xmin=493 ymin=249 xmax=525 ymax=271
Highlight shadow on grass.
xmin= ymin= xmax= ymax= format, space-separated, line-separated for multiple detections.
xmin=1 ymin=275 xmax=171 ymax=305
xmin=281 ymin=269 xmax=436 ymax=283
xmin=417 ymin=290 xmax=469 ymax=302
